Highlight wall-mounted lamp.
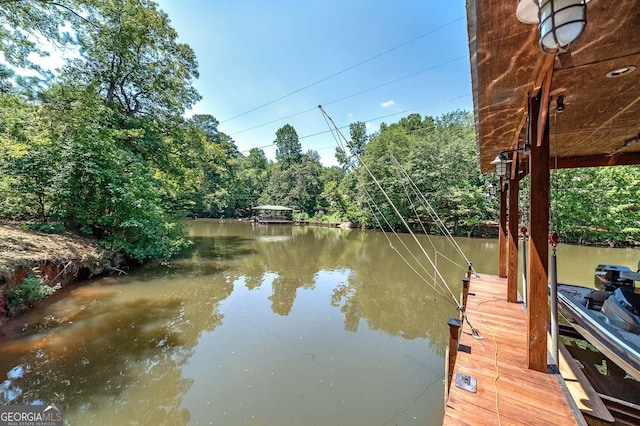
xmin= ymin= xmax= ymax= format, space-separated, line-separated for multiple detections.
xmin=516 ymin=0 xmax=588 ymax=55
xmin=490 ymin=144 xmax=531 ymax=177
xmin=490 ymin=152 xmax=513 ymax=177
xmin=556 ymin=95 xmax=565 ymax=112
xmin=487 ymin=182 xmax=498 ymax=196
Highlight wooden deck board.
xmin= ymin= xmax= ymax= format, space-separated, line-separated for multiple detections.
xmin=552 ymin=334 xmax=614 ymax=423
xmin=443 ymin=274 xmax=583 ymax=425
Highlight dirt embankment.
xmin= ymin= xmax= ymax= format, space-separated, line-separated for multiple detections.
xmin=0 ymin=222 xmax=112 ymax=318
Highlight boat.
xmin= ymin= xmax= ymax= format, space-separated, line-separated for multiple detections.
xmin=556 ymin=264 xmax=640 ymax=381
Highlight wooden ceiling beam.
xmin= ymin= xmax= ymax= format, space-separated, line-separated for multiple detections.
xmin=532 ymin=53 xmax=556 ymax=93
xmin=537 ymin=61 xmax=554 ymax=147
xmin=471 ymin=0 xmax=640 ymax=172
xmin=552 ymin=152 xmax=640 ymax=169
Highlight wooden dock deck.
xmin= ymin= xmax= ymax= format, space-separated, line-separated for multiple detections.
xmin=443 ymin=274 xmax=584 ymax=426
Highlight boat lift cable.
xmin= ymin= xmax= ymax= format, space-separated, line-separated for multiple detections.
xmin=364 ymin=191 xmax=437 ymax=283
xmin=390 ymin=155 xmax=479 ymax=278
xmin=391 ymin=159 xmax=474 ymax=277
xmin=318 ymin=106 xmax=479 ymax=321
xmin=321 ymin=111 xmax=339 ymax=142
xmin=321 ymin=111 xmax=456 ymax=303
xmin=392 ymin=164 xmax=438 ymax=252
xmin=552 ymin=111 xmax=560 ymax=233
xmin=391 ymin=154 xmax=476 ymax=273
xmin=320 ymin=105 xmax=482 ymax=337
xmin=393 ymin=157 xmax=461 ymax=252
xmin=362 ymin=173 xmax=482 ymax=339
xmin=368 ymin=206 xmax=456 ymax=304
xmin=385 ymin=156 xmax=486 ymax=335
xmin=362 ymin=185 xmax=458 ymax=304
xmin=391 ymin=168 xmax=445 ymax=294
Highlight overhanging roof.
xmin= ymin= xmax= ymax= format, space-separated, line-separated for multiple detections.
xmin=252 ymin=205 xmax=293 ymax=211
xmin=468 ymin=0 xmax=640 ymax=173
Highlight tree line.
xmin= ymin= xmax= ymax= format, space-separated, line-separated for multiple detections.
xmin=1 ymin=0 xmax=638 ymax=265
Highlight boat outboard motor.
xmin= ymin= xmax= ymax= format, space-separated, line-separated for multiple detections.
xmin=601 ymin=287 xmax=640 ymax=330
xmin=594 ymin=264 xmax=635 ymax=291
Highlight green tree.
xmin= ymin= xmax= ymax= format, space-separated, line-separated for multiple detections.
xmin=335 ymin=121 xmax=368 ymax=172
xmin=260 ymin=151 xmax=323 ymax=216
xmin=237 ymin=148 xmax=270 ymax=210
xmin=0 ymin=0 xmax=82 ymax=72
xmin=63 ymin=0 xmax=200 ymax=118
xmin=398 ymin=113 xmax=423 ymax=132
xmin=318 ymin=166 xmax=345 ymax=214
xmin=7 ymin=144 xmax=55 ymax=222
xmin=357 ymin=124 xmax=415 ymax=227
xmin=0 ymin=94 xmax=52 ymax=220
xmin=0 ymin=0 xmax=204 ymax=262
xmin=414 ymin=110 xmax=488 ymax=234
xmin=339 ymin=111 xmax=495 ymax=233
xmin=274 ymin=124 xmax=302 ymax=167
xmin=184 ymin=114 xmax=241 ymax=217
xmin=551 ymin=166 xmax=640 ymax=244
xmin=39 ymin=83 xmax=189 ymax=261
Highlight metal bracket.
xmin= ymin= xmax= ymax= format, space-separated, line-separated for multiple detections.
xmin=455 ymin=373 xmax=477 ymax=393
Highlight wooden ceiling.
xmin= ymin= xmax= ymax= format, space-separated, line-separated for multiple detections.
xmin=467 ymin=0 xmax=640 ymax=173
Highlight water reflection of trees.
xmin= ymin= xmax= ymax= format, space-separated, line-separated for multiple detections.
xmin=257 ymin=227 xmax=338 ymax=315
xmin=0 ymin=221 xmax=481 ymax=423
xmin=331 ymin=284 xmax=361 ymax=332
xmin=327 ymin=232 xmax=460 ymax=356
xmin=214 ymin=223 xmax=459 ymax=354
xmin=0 ymin=267 xmax=234 ymax=424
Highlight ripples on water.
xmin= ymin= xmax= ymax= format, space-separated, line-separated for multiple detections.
xmin=0 ymin=221 xmax=637 ymax=425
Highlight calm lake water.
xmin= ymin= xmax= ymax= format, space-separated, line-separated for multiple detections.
xmin=0 ymin=221 xmax=638 ymax=425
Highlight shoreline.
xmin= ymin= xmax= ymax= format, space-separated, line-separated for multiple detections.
xmin=2 ymin=218 xmax=636 ymax=320
xmin=0 ymin=222 xmax=112 ymax=320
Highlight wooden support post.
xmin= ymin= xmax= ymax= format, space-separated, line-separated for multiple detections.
xmin=507 ymin=153 xmax=520 ymax=303
xmin=461 ymin=277 xmax=470 ymax=312
xmin=527 ymin=92 xmax=550 ymax=373
xmin=445 ymin=317 xmax=462 ymax=396
xmin=466 ymin=262 xmax=473 ymax=280
xmin=498 ymin=177 xmax=508 ymax=278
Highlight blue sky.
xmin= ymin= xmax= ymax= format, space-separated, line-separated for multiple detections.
xmin=153 ymin=1 xmax=472 ymax=165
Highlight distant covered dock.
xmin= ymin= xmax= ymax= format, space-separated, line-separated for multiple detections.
xmin=252 ymin=205 xmax=294 ymax=224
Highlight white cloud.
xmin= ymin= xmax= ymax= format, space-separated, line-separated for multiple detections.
xmin=381 ymin=100 xmax=395 ymax=108
xmin=365 ymin=122 xmax=374 ymax=129
xmin=348 ymin=113 xmax=353 ymax=119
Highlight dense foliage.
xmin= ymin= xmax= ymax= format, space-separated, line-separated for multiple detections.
xmin=329 ymin=112 xmax=497 ymax=236
xmin=0 ymin=0 xmax=203 ymax=262
xmin=1 ymin=0 xmax=639 ymax=268
xmin=549 ymin=167 xmax=640 ymax=244
xmin=7 ymin=270 xmax=61 ymax=314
